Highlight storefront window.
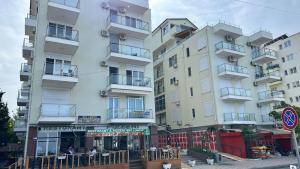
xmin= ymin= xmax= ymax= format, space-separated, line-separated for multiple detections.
xmin=36 ymin=132 xmax=58 ymax=156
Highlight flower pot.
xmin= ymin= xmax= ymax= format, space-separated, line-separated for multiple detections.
xmin=162 ymin=163 xmax=172 ymax=169
xmin=207 ymin=158 xmax=214 ymax=165
xmin=188 ymin=160 xmax=196 ymax=167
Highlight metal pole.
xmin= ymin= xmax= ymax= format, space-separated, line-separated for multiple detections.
xmin=292 ymin=130 xmax=300 ymax=168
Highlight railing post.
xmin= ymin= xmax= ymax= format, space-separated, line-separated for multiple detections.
xmin=127 ymin=150 xmax=129 ymax=163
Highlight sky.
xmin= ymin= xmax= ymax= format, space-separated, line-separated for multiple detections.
xmin=0 ymin=0 xmax=300 ymax=116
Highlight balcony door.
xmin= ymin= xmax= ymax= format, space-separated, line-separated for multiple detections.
xmin=126 ymin=70 xmax=144 ymax=86
xmin=109 ymin=97 xmax=120 ymax=118
xmin=128 ymin=96 xmax=144 ymax=118
xmin=109 ymin=67 xmax=119 ymax=84
xmin=45 ymin=58 xmax=71 ymax=76
xmin=48 ymin=22 xmax=73 ymax=39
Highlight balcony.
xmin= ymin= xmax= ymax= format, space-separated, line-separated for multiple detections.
xmin=261 ymin=114 xmax=275 ymax=124
xmin=42 ymin=63 xmax=78 ymax=88
xmin=252 ymin=48 xmax=277 ymax=65
xmin=20 ymin=63 xmax=32 ymax=81
xmin=213 ymin=21 xmax=243 ymax=39
xmin=47 ymin=0 xmax=80 ymax=25
xmin=249 ymin=30 xmax=273 ymax=46
xmin=14 ymin=118 xmax=27 ymax=132
xmin=106 ymin=43 xmax=151 ymax=66
xmin=107 ymin=74 xmax=152 ymax=95
xmin=25 ymin=14 xmax=37 ymax=36
xmin=107 ymin=108 xmax=154 ymax=123
xmin=17 ymin=89 xmax=30 ymax=106
xmin=18 ymin=106 xmax=28 ymax=116
xmin=45 ymin=25 xmax=79 ymax=55
xmin=258 ymin=90 xmax=285 ymax=104
xmin=106 ymin=14 xmax=150 ymax=38
xmin=217 ymin=63 xmax=249 ymax=79
xmin=254 ymin=70 xmax=281 ymax=84
xmin=220 ymin=87 xmax=252 ymax=102
xmin=23 ymin=38 xmax=34 ymax=60
xmin=109 ymin=0 xmax=149 ymax=14
xmin=223 ymin=113 xmax=256 ymax=124
xmin=215 ymin=41 xmax=246 ymax=59
xmin=38 ymin=103 xmax=76 ymax=124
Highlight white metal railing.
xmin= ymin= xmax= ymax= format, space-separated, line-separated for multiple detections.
xmin=43 ymin=62 xmax=78 ymax=78
xmin=215 ymin=41 xmax=245 ymax=53
xmin=220 ymin=87 xmax=251 ymax=97
xmin=224 ymin=113 xmax=256 ymax=122
xmin=20 ymin=63 xmax=32 ymax=73
xmin=107 ymin=74 xmax=151 ymax=87
xmin=18 ymin=89 xmax=30 ymax=100
xmin=23 ymin=38 xmax=34 ymax=48
xmin=49 ymin=0 xmax=80 ymax=8
xmin=108 ymin=108 xmax=153 ymax=120
xmin=255 ymin=69 xmax=281 ymax=80
xmin=261 ymin=114 xmax=274 ymax=122
xmin=41 ymin=103 xmax=76 ymax=117
xmin=258 ymin=90 xmax=285 ymax=101
xmin=217 ymin=63 xmax=248 ymax=75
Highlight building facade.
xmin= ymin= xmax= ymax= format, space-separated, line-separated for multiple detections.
xmin=152 ymin=19 xmax=291 ymax=156
xmin=15 ymin=0 xmax=155 ymax=157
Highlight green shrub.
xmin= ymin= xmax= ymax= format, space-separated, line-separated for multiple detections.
xmin=190 ymin=147 xmax=216 ymax=160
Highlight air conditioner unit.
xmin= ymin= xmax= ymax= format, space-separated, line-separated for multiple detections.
xmin=225 ymin=35 xmax=233 ymax=42
xmin=99 ymin=90 xmax=107 ymax=97
xmin=119 ymin=34 xmax=126 ymax=41
xmin=174 ymin=80 xmax=179 ymax=86
xmin=173 ymin=63 xmax=178 ymax=68
xmin=101 ymin=2 xmax=110 ymax=9
xmin=100 ymin=30 xmax=109 ymax=37
xmin=99 ymin=61 xmax=108 ymax=67
xmin=118 ymin=7 xmax=127 ymax=14
xmin=227 ymin=56 xmax=238 ymax=63
xmin=175 ymin=101 xmax=180 ymax=106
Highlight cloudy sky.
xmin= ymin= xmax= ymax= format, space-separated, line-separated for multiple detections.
xmin=0 ymin=0 xmax=299 ymax=116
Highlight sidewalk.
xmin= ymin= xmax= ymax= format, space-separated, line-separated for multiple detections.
xmin=184 ymin=156 xmax=297 ymax=169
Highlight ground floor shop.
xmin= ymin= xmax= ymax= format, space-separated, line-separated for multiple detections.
xmin=26 ymin=125 xmax=153 ymax=157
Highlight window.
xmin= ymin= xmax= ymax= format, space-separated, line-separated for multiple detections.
xmin=290 ymin=97 xmax=294 ymax=103
xmin=45 ymin=58 xmax=73 ymax=76
xmin=155 ymin=95 xmax=165 ymax=112
xmin=170 ymin=77 xmax=176 ymax=85
xmin=296 ymin=96 xmax=299 ymax=102
xmin=283 ymin=40 xmax=292 ymax=48
xmin=188 ymin=67 xmax=192 ymax=76
xmin=287 ymin=53 xmax=294 ymax=61
xmin=290 ymin=67 xmax=297 ymax=74
xmin=287 ymin=83 xmax=290 ymax=89
xmin=169 ymin=55 xmax=177 ymax=67
xmin=154 ymin=79 xmax=164 ymax=95
xmin=279 ymin=44 xmax=283 ymax=50
xmin=36 ymin=132 xmax=59 ymax=156
xmin=48 ymin=22 xmax=73 ymax=40
xmin=186 ymin=48 xmax=190 ymax=57
xmin=297 ymin=81 xmax=300 ymax=87
xmin=293 ymin=82 xmax=297 ymax=88
xmin=162 ymin=25 xmax=169 ymax=35
xmin=128 ymin=96 xmax=144 ymax=111
xmin=281 ymin=57 xmax=285 ymax=63
xmin=192 ymin=109 xmax=195 ymax=118
xmin=190 ymin=87 xmax=193 ymax=96
xmin=284 ymin=70 xmax=288 ymax=76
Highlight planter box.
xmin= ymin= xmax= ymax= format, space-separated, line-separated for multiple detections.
xmin=188 ymin=150 xmax=213 ymax=162
xmin=142 ymin=159 xmax=181 ymax=169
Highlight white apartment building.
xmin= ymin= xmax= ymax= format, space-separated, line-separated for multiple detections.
xmin=16 ymin=0 xmax=155 ymax=157
xmin=152 ymin=19 xmax=291 ymax=155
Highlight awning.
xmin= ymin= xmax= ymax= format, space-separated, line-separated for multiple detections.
xmin=174 ymin=27 xmax=197 ymax=39
xmin=259 ymin=128 xmax=291 ymax=139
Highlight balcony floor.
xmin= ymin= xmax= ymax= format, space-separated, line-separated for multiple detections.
xmin=218 ymin=72 xmax=249 ymax=79
xmin=221 ymin=95 xmax=252 ymax=102
xmin=42 ymin=75 xmax=78 ymax=88
xmin=38 ymin=116 xmax=76 ymax=124
xmin=107 ymin=118 xmax=155 ymax=124
xmin=252 ymin=55 xmax=277 ymax=65
xmin=47 ymin=2 xmax=80 ymax=25
xmin=107 ymin=84 xmax=152 ymax=95
xmin=255 ymin=76 xmax=281 ymax=84
xmin=216 ymin=49 xmax=246 ymax=59
xmin=45 ymin=36 xmax=79 ymax=55
xmin=107 ymin=22 xmax=150 ymax=39
xmin=107 ymin=52 xmax=151 ymax=66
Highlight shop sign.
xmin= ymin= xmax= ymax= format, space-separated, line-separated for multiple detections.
xmin=87 ymin=128 xmax=150 ymax=137
xmin=40 ymin=126 xmax=87 ymax=132
xmin=77 ymin=116 xmax=101 ymax=124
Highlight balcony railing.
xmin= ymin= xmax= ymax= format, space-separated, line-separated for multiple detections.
xmin=44 ymin=63 xmax=78 ymax=77
xmin=23 ymin=38 xmax=34 ymax=48
xmin=15 ymin=119 xmax=27 ymax=128
xmin=20 ymin=63 xmax=32 ymax=73
xmin=107 ymin=14 xmax=149 ymax=31
xmin=107 ymin=43 xmax=150 ymax=58
xmin=252 ymin=48 xmax=276 ymax=59
xmin=215 ymin=41 xmax=245 ymax=53
xmin=108 ymin=108 xmax=153 ymax=120
xmin=224 ymin=113 xmax=256 ymax=122
xmin=107 ymin=74 xmax=151 ymax=87
xmin=47 ymin=25 xmax=79 ymax=41
xmin=26 ymin=13 xmax=37 ymax=20
xmin=220 ymin=87 xmax=251 ymax=97
xmin=217 ymin=63 xmax=248 ymax=75
xmin=41 ymin=103 xmax=76 ymax=117
xmin=258 ymin=90 xmax=285 ymax=101
xmin=49 ymin=0 xmax=80 ymax=8
xmin=18 ymin=89 xmax=30 ymax=100
xmin=261 ymin=114 xmax=274 ymax=122
xmin=255 ymin=70 xmax=280 ymax=79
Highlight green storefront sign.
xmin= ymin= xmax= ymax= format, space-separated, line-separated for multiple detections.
xmin=87 ymin=128 xmax=150 ymax=137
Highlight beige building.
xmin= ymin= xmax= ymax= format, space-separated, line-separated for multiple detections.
xmin=15 ymin=0 xmax=155 ymax=157
xmin=266 ymin=33 xmax=300 ymax=108
xmin=152 ymin=18 xmax=284 ymax=130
